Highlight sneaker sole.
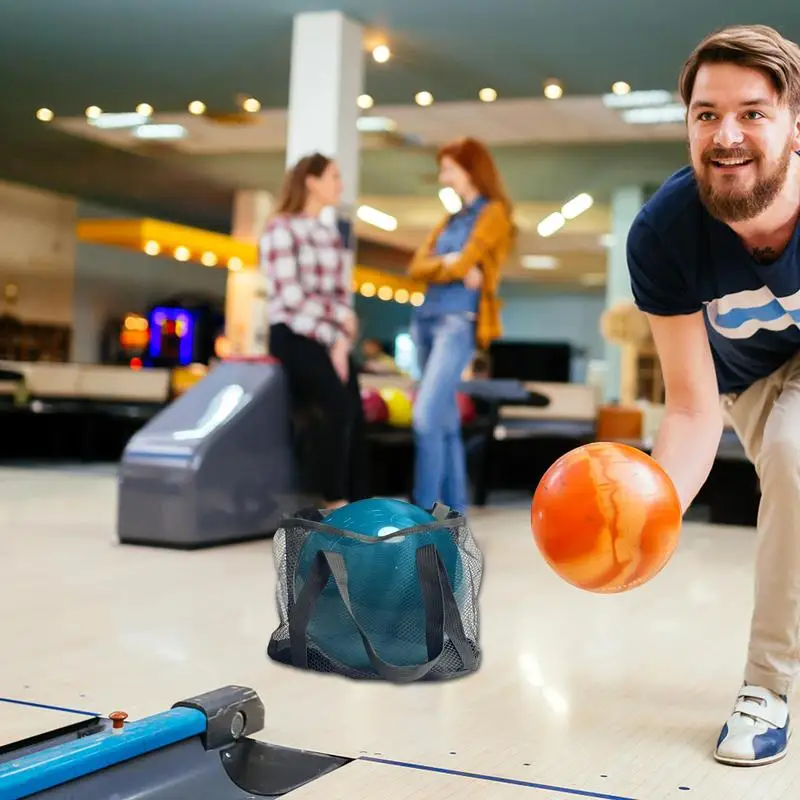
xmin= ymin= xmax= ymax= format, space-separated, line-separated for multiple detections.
xmin=714 ymin=729 xmax=792 ymax=767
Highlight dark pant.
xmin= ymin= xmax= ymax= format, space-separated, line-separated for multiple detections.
xmin=269 ymin=323 xmax=367 ymax=503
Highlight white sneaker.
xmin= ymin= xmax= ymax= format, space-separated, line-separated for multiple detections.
xmin=714 ymin=685 xmax=791 ymax=766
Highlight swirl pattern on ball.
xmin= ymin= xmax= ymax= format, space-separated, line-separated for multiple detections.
xmin=530 ymin=442 xmax=682 ymax=593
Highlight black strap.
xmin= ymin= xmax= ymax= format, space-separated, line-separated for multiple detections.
xmin=288 ymin=543 xmax=476 ymax=682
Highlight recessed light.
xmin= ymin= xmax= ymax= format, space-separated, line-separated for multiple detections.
xmin=479 ymin=88 xmax=497 ymax=102
xmin=372 ymin=45 xmax=391 ymax=63
xmin=537 ymin=212 xmax=566 ymax=237
xmin=85 ymin=105 xmax=102 ymax=119
xmin=561 ymin=192 xmax=594 ymax=219
xmin=611 ymin=81 xmax=631 ymax=96
xmin=36 ymin=108 xmax=54 ymax=122
xmin=415 ymin=91 xmax=433 ymax=107
xmin=394 ymin=288 xmax=410 ymax=304
xmin=174 ymin=246 xmax=191 ymax=262
xmin=228 ymin=257 xmax=243 ymax=271
xmin=242 ymin=97 xmax=261 ymax=113
xmin=360 ymin=282 xmax=376 ymax=297
xmin=410 ymin=292 xmax=425 ymax=307
xmin=201 ymin=251 xmax=218 ymax=267
xmin=357 ymin=94 xmax=374 ymax=109
xmin=136 ymin=103 xmax=153 ymax=116
xmin=188 ymin=100 xmax=206 ymax=115
xmin=133 ymin=124 xmax=187 ymax=140
xmin=377 ymin=285 xmax=394 ymax=301
xmin=521 ymin=255 xmax=559 ymax=270
xmin=543 ymin=80 xmax=563 ymax=100
xmin=143 ymin=240 xmax=161 ymax=256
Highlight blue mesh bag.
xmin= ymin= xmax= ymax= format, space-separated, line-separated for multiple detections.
xmin=267 ymin=498 xmax=483 ymax=682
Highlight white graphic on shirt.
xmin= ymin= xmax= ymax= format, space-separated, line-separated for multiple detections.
xmin=704 ymin=286 xmax=800 ymax=339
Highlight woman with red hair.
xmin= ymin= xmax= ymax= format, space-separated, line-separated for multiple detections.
xmin=407 ymin=137 xmax=514 ymax=513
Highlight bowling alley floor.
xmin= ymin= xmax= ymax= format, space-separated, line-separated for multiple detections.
xmin=2 ymin=464 xmax=799 ymax=800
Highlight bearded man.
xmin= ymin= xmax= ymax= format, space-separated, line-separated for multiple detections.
xmin=627 ymin=24 xmax=800 ymax=767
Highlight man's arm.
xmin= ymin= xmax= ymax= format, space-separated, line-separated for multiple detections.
xmin=646 ymin=310 xmax=724 ymax=513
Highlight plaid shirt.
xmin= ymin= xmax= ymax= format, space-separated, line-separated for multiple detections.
xmin=259 ymin=214 xmax=353 ymax=347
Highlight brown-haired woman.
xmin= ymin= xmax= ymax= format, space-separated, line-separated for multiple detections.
xmin=260 ymin=153 xmax=366 ymax=510
xmin=407 ymin=137 xmax=514 ymax=513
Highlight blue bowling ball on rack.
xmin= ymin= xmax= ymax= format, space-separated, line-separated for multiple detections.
xmin=293 ymin=498 xmax=464 ymax=669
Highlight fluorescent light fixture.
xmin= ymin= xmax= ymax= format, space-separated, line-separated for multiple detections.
xmin=357 ymin=205 xmax=397 ymax=231
xmin=602 ymin=89 xmax=673 ymax=109
xmin=580 ymin=272 xmax=606 ymax=286
xmin=537 ymin=212 xmax=566 ymax=237
xmin=439 ymin=187 xmax=462 ymax=214
xmin=521 ymin=255 xmax=558 ymax=270
xmin=599 ymin=233 xmax=616 ymax=248
xmin=622 ymin=104 xmax=687 ymax=124
xmin=90 ymin=112 xmax=150 ymax=130
xmin=133 ymin=124 xmax=188 ymax=140
xmin=561 ymin=192 xmax=593 ymax=220
xmin=356 ymin=116 xmax=397 ymax=133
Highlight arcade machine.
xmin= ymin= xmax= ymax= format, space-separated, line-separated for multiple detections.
xmin=116 ymin=356 xmax=308 ymax=548
xmin=0 ymin=685 xmax=350 ymax=799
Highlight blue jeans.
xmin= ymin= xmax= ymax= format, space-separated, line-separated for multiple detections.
xmin=410 ymin=312 xmax=476 ymax=513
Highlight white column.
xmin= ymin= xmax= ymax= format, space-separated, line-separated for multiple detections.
xmin=286 ymin=10 xmax=364 ymax=212
xmin=225 ymin=190 xmax=273 ymax=358
xmin=286 ymin=10 xmax=363 ymax=288
xmin=603 ymin=185 xmax=644 ymax=402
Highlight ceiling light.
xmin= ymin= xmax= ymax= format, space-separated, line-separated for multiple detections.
xmin=357 ymin=205 xmax=397 ymax=231
xmin=356 ymin=116 xmax=396 ymax=133
xmin=85 ymin=106 xmax=102 ymax=119
xmin=90 ymin=112 xmax=149 ymax=129
xmin=410 ymin=292 xmax=425 ymax=307
xmin=357 ymin=94 xmax=374 ymax=109
xmin=188 ymin=100 xmax=206 ymax=115
xmin=543 ymin=80 xmax=563 ymax=100
xmin=36 ymin=108 xmax=54 ymax=122
xmin=174 ymin=246 xmax=191 ymax=262
xmin=360 ymin=282 xmax=376 ymax=297
xmin=415 ymin=91 xmax=434 ymax=107
xmin=602 ymin=89 xmax=673 ymax=109
xmin=133 ymin=124 xmax=188 ymax=140
xmin=479 ymin=87 xmax=497 ymax=102
xmin=580 ymin=272 xmax=606 ymax=286
xmin=372 ymin=45 xmax=391 ymax=63
xmin=143 ymin=240 xmax=161 ymax=256
xmin=394 ymin=288 xmax=410 ymax=304
xmin=439 ymin=187 xmax=462 ymax=214
xmin=561 ymin=192 xmax=593 ymax=219
xmin=377 ymin=285 xmax=394 ymax=301
xmin=136 ymin=103 xmax=153 ymax=116
xmin=201 ymin=251 xmax=218 ymax=267
xmin=521 ymin=255 xmax=559 ymax=270
xmin=611 ymin=82 xmax=631 ymax=96
xmin=622 ymin=104 xmax=687 ymax=124
xmin=228 ymin=257 xmax=243 ymax=271
xmin=537 ymin=212 xmax=565 ymax=237
xmin=242 ymin=97 xmax=261 ymax=113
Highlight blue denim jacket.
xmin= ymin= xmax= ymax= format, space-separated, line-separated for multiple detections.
xmin=413 ymin=196 xmax=488 ymax=319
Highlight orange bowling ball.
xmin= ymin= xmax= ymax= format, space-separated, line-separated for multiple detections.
xmin=530 ymin=441 xmax=682 ymax=593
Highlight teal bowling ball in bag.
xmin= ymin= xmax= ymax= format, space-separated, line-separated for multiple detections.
xmin=293 ymin=498 xmax=464 ymax=670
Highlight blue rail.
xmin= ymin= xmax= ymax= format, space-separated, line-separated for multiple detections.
xmin=0 ymin=706 xmax=207 ymax=800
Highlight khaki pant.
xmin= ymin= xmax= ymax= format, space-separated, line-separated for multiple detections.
xmin=723 ymin=351 xmax=800 ymax=696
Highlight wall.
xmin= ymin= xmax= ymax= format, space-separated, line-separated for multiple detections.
xmin=72 ymin=202 xmax=228 ymax=363
xmin=0 ymin=180 xmax=77 ymax=324
xmin=355 ymin=284 xmax=606 ymax=382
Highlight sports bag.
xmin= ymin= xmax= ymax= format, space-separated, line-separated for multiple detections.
xmin=266 ymin=502 xmax=483 ymax=682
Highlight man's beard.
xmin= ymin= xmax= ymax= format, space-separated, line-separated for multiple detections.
xmin=693 ymin=140 xmax=794 ymax=223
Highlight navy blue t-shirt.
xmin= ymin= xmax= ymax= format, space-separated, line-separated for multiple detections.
xmin=627 ymin=165 xmax=800 ymax=394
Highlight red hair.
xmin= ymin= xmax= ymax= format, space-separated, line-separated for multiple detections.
xmin=437 ymin=137 xmax=513 ymax=216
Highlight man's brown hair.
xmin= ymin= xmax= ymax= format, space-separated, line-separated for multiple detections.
xmin=679 ymin=24 xmax=800 ymax=112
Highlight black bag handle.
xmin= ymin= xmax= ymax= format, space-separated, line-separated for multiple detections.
xmin=288 ymin=542 xmax=477 ymax=683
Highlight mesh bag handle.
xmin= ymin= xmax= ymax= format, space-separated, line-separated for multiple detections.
xmin=288 ymin=542 xmax=477 ymax=683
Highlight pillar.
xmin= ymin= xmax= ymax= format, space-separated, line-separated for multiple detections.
xmin=286 ymin=10 xmax=364 ymax=282
xmin=225 ymin=190 xmax=272 ymax=358
xmin=603 ymin=185 xmax=644 ymax=403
